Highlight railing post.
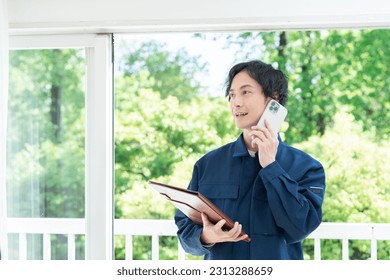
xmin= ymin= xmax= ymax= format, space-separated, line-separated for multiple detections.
xmin=370 ymin=239 xmax=377 ymax=260
xmin=125 ymin=235 xmax=133 ymax=260
xmin=370 ymin=225 xmax=377 ymax=260
xmin=152 ymin=235 xmax=159 ymax=260
xmin=19 ymin=233 xmax=27 ymax=260
xmin=43 ymin=233 xmax=51 ymax=260
xmin=314 ymin=238 xmax=321 ymax=260
xmin=178 ymin=240 xmax=186 ymax=260
xmin=68 ymin=234 xmax=76 ymax=260
xmin=342 ymin=238 xmax=349 ymax=260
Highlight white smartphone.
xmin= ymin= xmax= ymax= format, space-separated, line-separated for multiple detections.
xmin=257 ymin=99 xmax=288 ymax=136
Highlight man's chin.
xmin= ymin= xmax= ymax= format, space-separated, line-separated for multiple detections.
xmin=235 ymin=121 xmax=257 ymax=129
xmin=235 ymin=124 xmax=251 ymax=131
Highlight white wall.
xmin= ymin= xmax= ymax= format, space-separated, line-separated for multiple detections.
xmin=7 ymin=0 xmax=390 ymax=34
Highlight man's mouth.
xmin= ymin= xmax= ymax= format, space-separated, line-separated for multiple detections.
xmin=235 ymin=112 xmax=248 ymax=117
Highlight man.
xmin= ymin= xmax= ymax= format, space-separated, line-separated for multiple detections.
xmin=175 ymin=60 xmax=326 ymax=259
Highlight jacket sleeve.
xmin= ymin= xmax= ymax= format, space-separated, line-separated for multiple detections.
xmin=174 ymin=163 xmax=212 ymax=256
xmin=259 ymin=158 xmax=326 ymax=244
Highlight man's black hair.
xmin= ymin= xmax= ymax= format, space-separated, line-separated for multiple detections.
xmin=225 ymin=60 xmax=288 ymax=106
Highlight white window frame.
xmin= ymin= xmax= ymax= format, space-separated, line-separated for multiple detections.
xmin=0 ymin=0 xmax=9 ymax=261
xmin=8 ymin=34 xmax=114 ymax=260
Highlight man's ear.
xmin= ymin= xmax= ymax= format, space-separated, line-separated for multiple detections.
xmin=271 ymin=92 xmax=280 ymax=102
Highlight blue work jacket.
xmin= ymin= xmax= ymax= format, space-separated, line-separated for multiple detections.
xmin=174 ymin=133 xmax=326 ymax=260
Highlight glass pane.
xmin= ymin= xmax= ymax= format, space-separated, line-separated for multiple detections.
xmin=113 ymin=30 xmax=390 ymax=260
xmin=7 ymin=49 xmax=86 ymax=259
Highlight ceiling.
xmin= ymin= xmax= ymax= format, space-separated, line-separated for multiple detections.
xmin=7 ymin=0 xmax=390 ymax=35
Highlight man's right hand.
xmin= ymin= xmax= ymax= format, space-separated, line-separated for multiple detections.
xmin=200 ymin=213 xmax=248 ymax=245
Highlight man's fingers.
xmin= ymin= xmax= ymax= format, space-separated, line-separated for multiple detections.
xmin=229 ymin=222 xmax=250 ymax=242
xmin=236 ymin=234 xmax=249 ymax=242
xmin=201 ymin=213 xmax=212 ymax=226
xmin=201 ymin=216 xmax=248 ymax=244
xmin=202 ymin=213 xmax=227 ymax=229
xmin=251 ymin=119 xmax=276 ymax=140
xmin=264 ymin=119 xmax=275 ymax=137
xmin=230 ymin=222 xmax=242 ymax=238
xmin=215 ymin=219 xmax=227 ymax=229
xmin=226 ymin=223 xmax=248 ymax=242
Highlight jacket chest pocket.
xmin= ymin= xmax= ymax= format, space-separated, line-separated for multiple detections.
xmin=198 ymin=183 xmax=239 ymax=216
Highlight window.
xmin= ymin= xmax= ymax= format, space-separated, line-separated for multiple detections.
xmin=5 ymin=34 xmax=114 ymax=260
xmin=7 ymin=48 xmax=86 ymax=259
xmin=112 ymin=30 xmax=390 ymax=260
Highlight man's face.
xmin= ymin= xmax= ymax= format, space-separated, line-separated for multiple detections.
xmin=229 ymin=71 xmax=268 ymax=130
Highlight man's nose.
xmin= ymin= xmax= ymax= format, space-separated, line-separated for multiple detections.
xmin=233 ymin=95 xmax=243 ymax=107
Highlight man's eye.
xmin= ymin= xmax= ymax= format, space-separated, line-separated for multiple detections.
xmin=243 ymin=90 xmax=250 ymax=94
xmin=229 ymin=93 xmax=235 ymax=98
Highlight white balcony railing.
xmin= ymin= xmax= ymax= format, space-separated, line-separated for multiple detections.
xmin=4 ymin=218 xmax=390 ymax=260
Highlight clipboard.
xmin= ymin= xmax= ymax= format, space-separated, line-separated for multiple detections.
xmin=149 ymin=180 xmax=251 ymax=242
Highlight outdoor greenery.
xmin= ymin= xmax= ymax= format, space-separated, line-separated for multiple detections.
xmin=7 ymin=29 xmax=390 ymax=260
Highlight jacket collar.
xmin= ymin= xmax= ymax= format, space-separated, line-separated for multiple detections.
xmin=233 ymin=133 xmax=249 ymax=157
xmin=232 ymin=133 xmax=283 ymax=158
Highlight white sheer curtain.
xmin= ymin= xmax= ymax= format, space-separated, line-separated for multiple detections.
xmin=0 ymin=0 xmax=9 ymax=260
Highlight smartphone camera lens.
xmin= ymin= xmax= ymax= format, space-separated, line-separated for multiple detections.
xmin=270 ymin=101 xmax=279 ymax=114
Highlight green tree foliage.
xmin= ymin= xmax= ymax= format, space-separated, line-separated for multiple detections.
xmin=226 ymin=30 xmax=390 ymax=143
xmin=296 ymin=112 xmax=390 ymax=259
xmin=8 ymin=49 xmax=85 ymax=218
xmin=116 ymin=40 xmax=207 ymax=102
xmin=336 ymin=30 xmax=390 ymax=138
